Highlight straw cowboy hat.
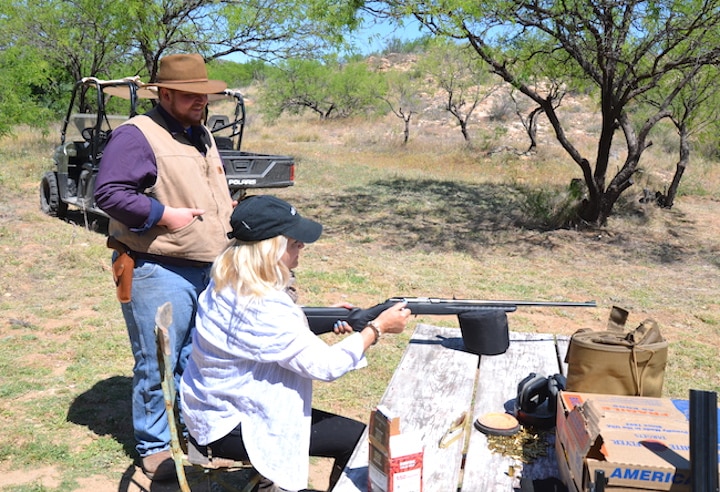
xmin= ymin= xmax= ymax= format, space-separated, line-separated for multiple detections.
xmin=146 ymin=53 xmax=227 ymax=94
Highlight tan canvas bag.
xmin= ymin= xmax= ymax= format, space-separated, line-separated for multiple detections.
xmin=565 ymin=306 xmax=668 ymax=397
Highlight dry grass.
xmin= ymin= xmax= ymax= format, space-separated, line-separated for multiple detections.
xmin=0 ymin=95 xmax=718 ymax=491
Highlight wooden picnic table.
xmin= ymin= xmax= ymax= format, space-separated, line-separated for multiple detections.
xmin=332 ymin=323 xmax=570 ymax=492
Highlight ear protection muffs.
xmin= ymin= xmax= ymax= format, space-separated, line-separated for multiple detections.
xmin=515 ymin=373 xmax=567 ymax=428
xmin=545 ymin=373 xmax=566 ymax=411
xmin=517 ymin=372 xmax=550 ymax=413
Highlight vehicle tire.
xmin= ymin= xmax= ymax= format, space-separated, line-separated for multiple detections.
xmin=39 ymin=171 xmax=67 ymax=218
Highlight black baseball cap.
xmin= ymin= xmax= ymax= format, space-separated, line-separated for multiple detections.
xmin=227 ymin=195 xmax=323 ymax=243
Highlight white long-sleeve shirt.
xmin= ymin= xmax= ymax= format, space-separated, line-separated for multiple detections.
xmin=180 ymin=281 xmax=368 ymax=491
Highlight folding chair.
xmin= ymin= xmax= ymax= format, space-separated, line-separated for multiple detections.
xmin=155 ymin=302 xmax=261 ymax=492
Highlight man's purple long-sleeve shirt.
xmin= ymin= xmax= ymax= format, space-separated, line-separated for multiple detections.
xmin=94 ymin=106 xmax=204 ymax=233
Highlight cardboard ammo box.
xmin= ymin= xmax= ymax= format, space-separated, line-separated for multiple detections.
xmin=368 ymin=405 xmax=423 ymax=492
xmin=555 ymin=391 xmax=720 ymax=492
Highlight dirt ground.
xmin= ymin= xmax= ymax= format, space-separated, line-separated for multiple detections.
xmin=2 ymin=75 xmax=719 ymax=490
xmin=2 ymin=190 xmax=718 ymax=491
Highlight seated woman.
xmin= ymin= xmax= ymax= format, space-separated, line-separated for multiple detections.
xmin=180 ymin=195 xmax=410 ymax=492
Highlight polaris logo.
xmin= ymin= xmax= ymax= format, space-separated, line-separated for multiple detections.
xmin=228 ymin=178 xmax=257 ymax=186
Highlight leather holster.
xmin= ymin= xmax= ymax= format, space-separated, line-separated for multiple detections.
xmin=106 ymin=236 xmax=134 ymax=303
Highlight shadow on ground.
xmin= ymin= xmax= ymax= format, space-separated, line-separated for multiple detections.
xmin=67 ymin=375 xmax=136 ymax=458
xmin=298 ymin=178 xmax=532 ymax=256
xmin=61 ymin=210 xmax=109 ymax=235
xmin=44 ymin=177 xmax=705 ymax=266
xmin=67 ymin=377 xmax=267 ymax=491
xmin=118 ymin=464 xmax=261 ymax=492
xmin=292 ymin=177 xmax=700 ymax=266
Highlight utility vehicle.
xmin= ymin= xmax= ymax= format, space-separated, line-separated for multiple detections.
xmin=40 ymin=76 xmax=294 ymax=219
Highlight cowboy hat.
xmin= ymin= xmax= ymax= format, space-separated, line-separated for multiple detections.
xmin=145 ymin=53 xmax=227 ymax=94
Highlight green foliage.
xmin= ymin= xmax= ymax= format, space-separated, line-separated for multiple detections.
xmin=0 ymin=0 xmax=369 ymax=131
xmin=417 ymin=38 xmax=497 ymax=140
xmin=0 ymin=0 xmax=140 ymax=129
xmin=419 ymin=38 xmax=494 ymax=88
xmin=379 ymin=35 xmax=433 ymax=55
xmin=259 ymin=58 xmax=387 ymax=121
xmin=2 ymin=0 xmax=136 ymax=80
xmin=305 ymin=0 xmax=365 ymax=32
xmin=208 ymin=59 xmax=271 ymax=88
xmin=381 ymin=69 xmax=425 ymax=112
xmin=0 ymin=47 xmax=62 ymax=136
xmin=259 ymin=59 xmax=330 ymax=121
xmin=694 ymin=129 xmax=720 ymax=160
xmin=328 ymin=61 xmax=387 ymax=117
xmin=518 ymin=180 xmax=584 ymax=229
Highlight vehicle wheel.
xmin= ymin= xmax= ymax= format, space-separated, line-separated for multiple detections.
xmin=39 ymin=171 xmax=67 ymax=218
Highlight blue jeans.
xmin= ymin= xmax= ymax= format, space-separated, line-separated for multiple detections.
xmin=119 ymin=257 xmax=211 ymax=458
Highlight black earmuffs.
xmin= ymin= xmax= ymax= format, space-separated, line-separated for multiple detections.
xmin=515 ymin=372 xmax=566 ymax=428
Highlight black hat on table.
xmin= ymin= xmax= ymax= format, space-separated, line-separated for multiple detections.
xmin=228 ymin=195 xmax=322 ymax=243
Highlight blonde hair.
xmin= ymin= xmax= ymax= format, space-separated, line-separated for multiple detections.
xmin=211 ymin=235 xmax=291 ymax=298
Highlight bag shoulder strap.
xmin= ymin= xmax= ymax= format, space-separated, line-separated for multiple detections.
xmin=606 ymin=305 xmax=629 ymax=333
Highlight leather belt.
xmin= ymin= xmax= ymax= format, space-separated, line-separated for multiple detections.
xmin=132 ymin=251 xmax=212 ymax=269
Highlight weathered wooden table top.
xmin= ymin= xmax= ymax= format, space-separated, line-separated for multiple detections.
xmin=333 ymin=323 xmax=569 ymax=492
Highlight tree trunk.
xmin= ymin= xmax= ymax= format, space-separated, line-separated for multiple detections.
xmin=664 ymin=164 xmax=685 ymax=209
xmin=662 ymin=123 xmax=690 ymax=209
xmin=402 ymin=113 xmax=412 ymax=145
xmin=460 ymin=119 xmax=469 ymax=141
xmin=525 ymin=107 xmax=542 ymax=154
xmin=578 ymin=191 xmax=603 ymax=225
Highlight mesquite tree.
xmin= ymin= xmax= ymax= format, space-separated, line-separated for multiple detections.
xmin=418 ymin=39 xmax=499 ymax=143
xmin=367 ymin=0 xmax=720 ymax=225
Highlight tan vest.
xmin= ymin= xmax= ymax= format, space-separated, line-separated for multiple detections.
xmin=108 ymin=115 xmax=232 ymax=262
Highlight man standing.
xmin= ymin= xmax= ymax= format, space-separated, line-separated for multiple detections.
xmin=94 ymin=53 xmax=233 ymax=481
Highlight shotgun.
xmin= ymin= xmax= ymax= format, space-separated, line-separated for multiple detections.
xmin=303 ymin=297 xmax=597 ymax=335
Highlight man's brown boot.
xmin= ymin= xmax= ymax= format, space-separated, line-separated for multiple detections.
xmin=141 ymin=450 xmax=175 ymax=481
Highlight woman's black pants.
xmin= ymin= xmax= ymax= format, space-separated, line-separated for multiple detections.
xmin=189 ymin=408 xmax=365 ymax=489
